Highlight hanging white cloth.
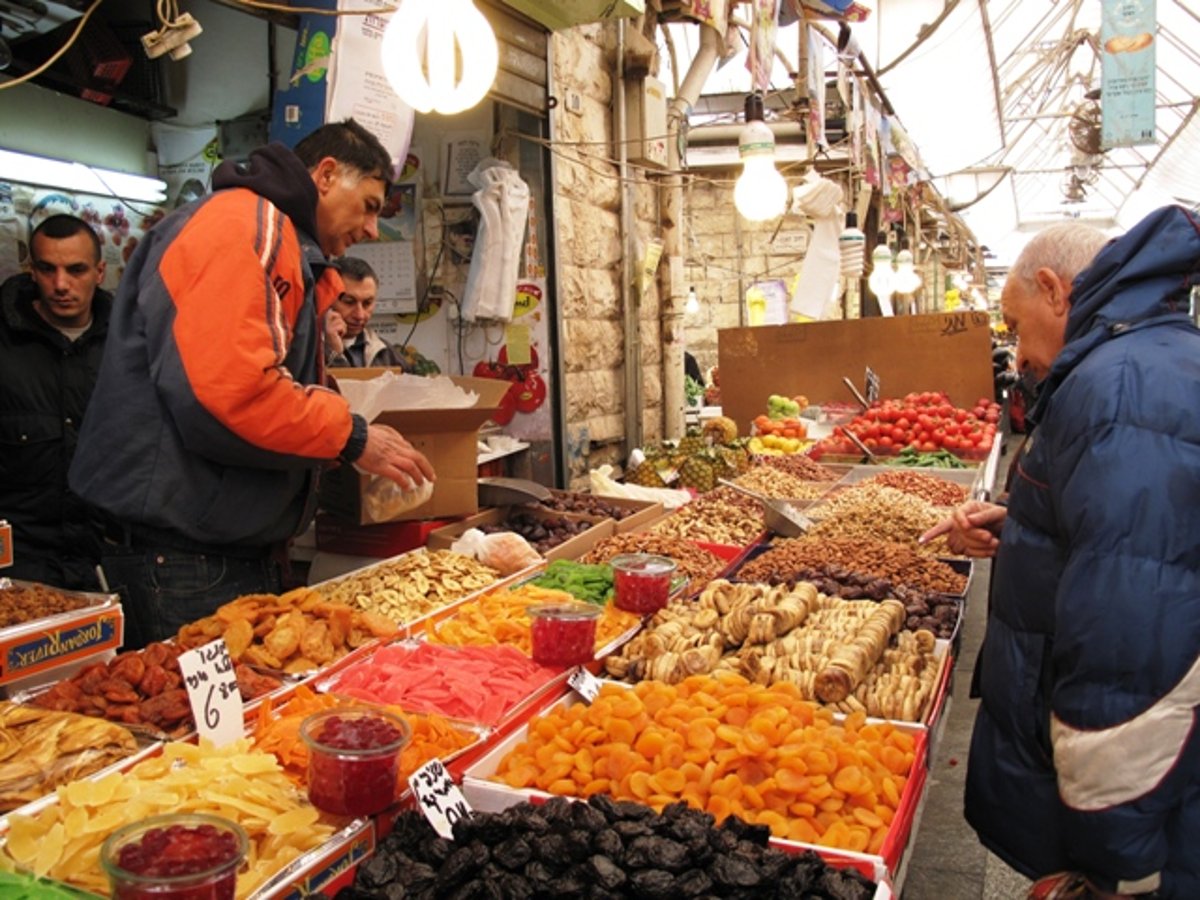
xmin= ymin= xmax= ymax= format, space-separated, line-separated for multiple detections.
xmin=461 ymin=158 xmax=530 ymax=322
xmin=789 ymin=169 xmax=844 ymax=320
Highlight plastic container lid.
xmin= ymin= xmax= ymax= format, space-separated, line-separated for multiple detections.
xmin=608 ymin=553 xmax=677 ymax=576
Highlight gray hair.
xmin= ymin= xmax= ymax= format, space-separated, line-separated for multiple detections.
xmin=1009 ymin=223 xmax=1110 ymax=289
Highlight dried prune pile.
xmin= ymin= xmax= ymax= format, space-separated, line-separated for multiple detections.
xmin=790 ymin=564 xmax=962 ymax=639
xmin=539 ymin=493 xmax=637 ymax=520
xmin=337 ymin=795 xmax=876 ymax=900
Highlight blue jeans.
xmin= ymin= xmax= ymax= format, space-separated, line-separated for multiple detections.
xmin=100 ymin=546 xmax=282 ymax=650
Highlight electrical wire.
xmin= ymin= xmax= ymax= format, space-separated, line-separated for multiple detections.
xmin=0 ymin=0 xmax=102 ymax=91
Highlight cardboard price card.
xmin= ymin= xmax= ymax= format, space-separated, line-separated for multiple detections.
xmin=177 ymin=638 xmax=244 ymax=747
xmin=409 ymin=758 xmax=474 ymax=839
xmin=568 ymin=667 xmax=601 ymax=704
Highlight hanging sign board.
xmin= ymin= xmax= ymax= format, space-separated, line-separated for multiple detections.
xmin=1100 ymin=0 xmax=1157 ymax=148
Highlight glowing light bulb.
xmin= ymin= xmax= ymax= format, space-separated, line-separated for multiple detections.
xmin=733 ymin=120 xmax=787 ymax=221
xmin=381 ymin=0 xmax=498 ymax=115
xmin=868 ymin=240 xmax=895 ymax=303
xmin=892 ymin=246 xmax=922 ymax=295
xmin=685 ymin=286 xmax=700 ymax=315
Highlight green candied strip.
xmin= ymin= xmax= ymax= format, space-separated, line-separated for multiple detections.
xmin=529 ymin=559 xmax=616 ymax=606
xmin=0 ymin=871 xmax=104 ymax=900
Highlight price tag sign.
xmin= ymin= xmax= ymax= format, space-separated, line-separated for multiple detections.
xmin=568 ymin=667 xmax=601 ymax=704
xmin=409 ymin=758 xmax=475 ymax=839
xmin=864 ymin=366 xmax=881 ymax=405
xmin=177 ymin=638 xmax=244 ymax=747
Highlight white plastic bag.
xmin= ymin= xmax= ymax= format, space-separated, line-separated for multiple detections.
xmin=461 ymin=159 xmax=530 ymax=322
xmin=358 ymin=473 xmax=435 ymax=524
xmin=589 ymin=464 xmax=693 ymax=510
xmin=451 ymin=528 xmax=542 ymax=575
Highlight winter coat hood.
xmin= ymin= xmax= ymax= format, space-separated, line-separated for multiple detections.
xmin=212 ymin=142 xmax=319 ymax=240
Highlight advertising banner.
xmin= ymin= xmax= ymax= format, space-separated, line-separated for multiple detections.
xmin=1100 ymin=0 xmax=1157 ymax=148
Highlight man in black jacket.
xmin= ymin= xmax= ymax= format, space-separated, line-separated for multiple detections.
xmin=0 ymin=214 xmax=111 ymax=589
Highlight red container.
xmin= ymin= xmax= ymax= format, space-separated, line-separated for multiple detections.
xmin=301 ymin=708 xmax=411 ymax=817
xmin=100 ymin=813 xmax=247 ymax=900
xmin=528 ymin=602 xmax=601 ymax=667
xmin=610 ymin=554 xmax=678 ymax=615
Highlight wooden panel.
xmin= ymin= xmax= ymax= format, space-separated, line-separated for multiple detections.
xmin=480 ymin=0 xmax=548 ymax=117
xmin=717 ymin=313 xmax=995 ymax=433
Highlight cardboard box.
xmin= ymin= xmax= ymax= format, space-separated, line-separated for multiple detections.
xmin=426 ymin=507 xmax=617 ymax=562
xmin=0 ymin=586 xmax=124 ymax=691
xmin=319 ymin=373 xmax=512 ymax=524
xmin=718 ymin=313 xmax=994 ymax=435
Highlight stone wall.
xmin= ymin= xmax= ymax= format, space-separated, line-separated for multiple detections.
xmin=551 ymin=24 xmax=664 ymax=487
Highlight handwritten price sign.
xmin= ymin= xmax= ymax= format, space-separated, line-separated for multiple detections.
xmin=409 ymin=758 xmax=474 ymax=839
xmin=177 ymin=638 xmax=243 ymax=747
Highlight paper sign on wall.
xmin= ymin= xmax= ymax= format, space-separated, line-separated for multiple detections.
xmin=178 ymin=639 xmax=244 ymax=747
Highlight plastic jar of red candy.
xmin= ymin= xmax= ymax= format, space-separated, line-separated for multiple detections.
xmin=100 ymin=813 xmax=247 ymax=900
xmin=300 ymin=708 xmax=411 ymax=817
xmin=528 ymin=602 xmax=602 ymax=667
xmin=610 ymin=554 xmax=678 ymax=615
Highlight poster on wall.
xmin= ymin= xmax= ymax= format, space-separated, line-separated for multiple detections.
xmin=152 ymin=123 xmax=220 ymax=209
xmin=269 ymin=0 xmax=336 ymax=147
xmin=325 ymin=0 xmax=416 ymax=167
xmin=0 ymin=183 xmax=164 ymax=289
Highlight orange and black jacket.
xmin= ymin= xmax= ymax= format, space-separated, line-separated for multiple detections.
xmin=70 ymin=143 xmax=366 ymax=550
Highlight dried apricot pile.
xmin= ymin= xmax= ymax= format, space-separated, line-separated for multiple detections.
xmin=424 ymin=584 xmax=640 ymax=655
xmin=492 ymin=673 xmax=917 ymax=854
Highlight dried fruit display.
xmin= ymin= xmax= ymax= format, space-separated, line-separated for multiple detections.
xmin=0 ymin=581 xmax=93 ymax=629
xmin=480 ymin=511 xmax=593 ymax=554
xmin=251 ymin=686 xmax=475 ymax=792
xmin=539 ymin=492 xmax=640 ymax=520
xmin=583 ymin=534 xmax=727 ymax=595
xmin=423 ymin=584 xmax=640 ymax=657
xmin=349 ymin=798 xmax=876 ymax=900
xmin=31 ymin=642 xmax=280 ymax=736
xmin=789 ymin=563 xmax=962 ymax=638
xmin=605 ymin=581 xmax=938 ymax=721
xmin=314 ymin=550 xmax=500 ymax=623
xmin=176 ymin=588 xmax=398 ymax=674
xmin=0 ymin=739 xmax=336 ymax=897
xmin=0 ymin=702 xmax=138 ymax=812
xmin=738 ymin=537 xmax=967 ymax=596
xmin=325 ymin=642 xmax=559 ymax=726
xmin=756 ymin=454 xmax=839 ymax=481
xmin=732 ymin=467 xmax=834 ymax=500
xmin=492 ymin=675 xmax=919 ymax=852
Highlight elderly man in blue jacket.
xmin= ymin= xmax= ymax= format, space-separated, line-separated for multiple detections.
xmin=923 ymin=205 xmax=1200 ymax=898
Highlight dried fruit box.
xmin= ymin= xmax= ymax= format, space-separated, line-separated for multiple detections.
xmin=459 ymin=687 xmax=928 ymax=882
xmin=425 ymin=507 xmax=618 ymax=562
xmin=0 ymin=581 xmax=123 ymax=694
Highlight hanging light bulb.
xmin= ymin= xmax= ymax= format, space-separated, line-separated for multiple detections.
xmin=868 ymin=231 xmax=895 ymax=304
xmin=892 ymin=234 xmax=922 ymax=295
xmin=733 ymin=94 xmax=787 ymax=221
xmin=381 ymin=0 xmax=498 ymax=115
xmin=685 ymin=286 xmax=700 ymax=315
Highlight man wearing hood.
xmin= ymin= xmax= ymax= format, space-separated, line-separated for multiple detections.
xmin=70 ymin=118 xmax=434 ymax=648
xmin=924 ymin=207 xmax=1200 ymax=897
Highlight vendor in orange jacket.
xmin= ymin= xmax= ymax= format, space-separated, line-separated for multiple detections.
xmin=70 ymin=118 xmax=434 ymax=648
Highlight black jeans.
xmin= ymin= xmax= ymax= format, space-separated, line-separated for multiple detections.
xmin=101 ymin=546 xmax=282 ymax=650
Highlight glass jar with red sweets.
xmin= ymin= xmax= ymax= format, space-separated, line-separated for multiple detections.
xmin=300 ymin=708 xmax=411 ymax=817
xmin=100 ymin=813 xmax=247 ymax=900
xmin=610 ymin=554 xmax=678 ymax=615
xmin=528 ymin=602 xmax=602 ymax=667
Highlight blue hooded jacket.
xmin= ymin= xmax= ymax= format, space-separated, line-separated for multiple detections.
xmin=965 ymin=205 xmax=1200 ymax=897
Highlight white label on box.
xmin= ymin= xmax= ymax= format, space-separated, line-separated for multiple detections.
xmin=410 ymin=758 xmax=475 ymax=839
xmin=568 ymin=667 xmax=602 ymax=703
xmin=177 ymin=639 xmax=244 ymax=747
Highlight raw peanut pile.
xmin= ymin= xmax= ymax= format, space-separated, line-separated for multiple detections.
xmin=862 ymin=470 xmax=969 ymax=506
xmin=583 ymin=533 xmax=727 ymax=594
xmin=807 ymin=484 xmax=948 ymax=552
xmin=733 ymin=467 xmax=834 ymax=500
xmin=756 ymin=454 xmax=839 ymax=481
xmin=738 ymin=538 xmax=967 ymax=595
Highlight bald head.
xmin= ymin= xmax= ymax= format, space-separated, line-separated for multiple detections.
xmin=1001 ymin=223 xmax=1109 ymax=381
